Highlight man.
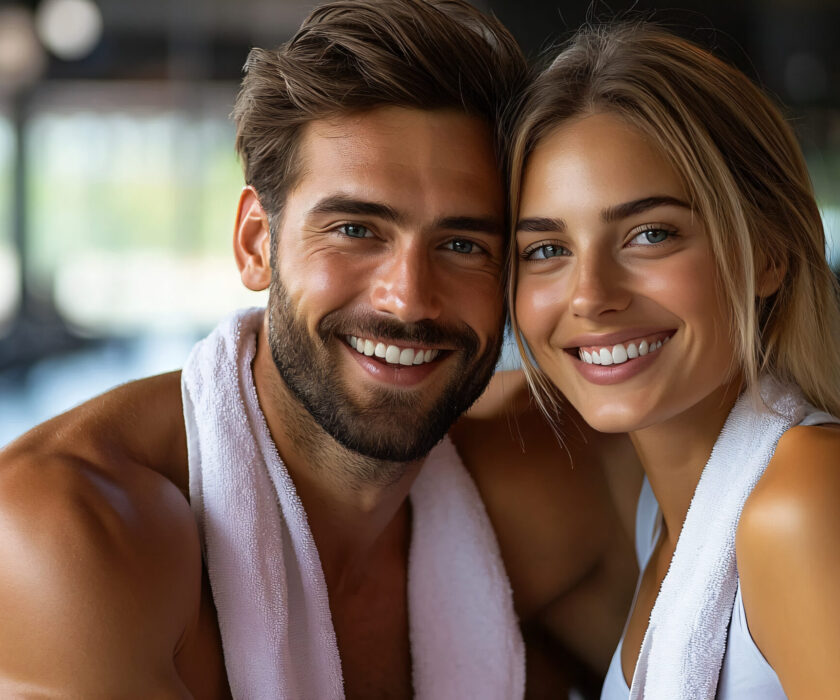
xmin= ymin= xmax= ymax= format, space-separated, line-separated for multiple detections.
xmin=0 ymin=1 xmax=637 ymax=697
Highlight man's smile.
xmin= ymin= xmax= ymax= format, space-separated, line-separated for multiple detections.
xmin=345 ymin=335 xmax=445 ymax=366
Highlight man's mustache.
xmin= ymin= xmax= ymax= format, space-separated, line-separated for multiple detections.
xmin=319 ymin=311 xmax=480 ymax=354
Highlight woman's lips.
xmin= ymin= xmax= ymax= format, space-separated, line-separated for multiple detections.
xmin=565 ymin=330 xmax=675 ymax=385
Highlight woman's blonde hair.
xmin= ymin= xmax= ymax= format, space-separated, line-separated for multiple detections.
xmin=507 ymin=22 xmax=840 ymax=421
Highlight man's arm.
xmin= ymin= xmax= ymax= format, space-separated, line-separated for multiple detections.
xmin=451 ymin=370 xmax=640 ymax=684
xmin=0 ymin=388 xmax=202 ymax=697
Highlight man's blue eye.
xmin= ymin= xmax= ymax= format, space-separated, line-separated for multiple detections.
xmin=449 ymin=239 xmax=476 ymax=254
xmin=341 ymin=224 xmax=370 ymax=238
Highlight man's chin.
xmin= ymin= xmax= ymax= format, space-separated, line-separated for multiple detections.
xmin=339 ymin=436 xmax=442 ymax=464
xmin=320 ymin=402 xmax=452 ymax=463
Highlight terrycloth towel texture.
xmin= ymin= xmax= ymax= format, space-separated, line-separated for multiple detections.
xmin=629 ymin=378 xmax=831 ymax=700
xmin=183 ymin=308 xmax=525 ymax=700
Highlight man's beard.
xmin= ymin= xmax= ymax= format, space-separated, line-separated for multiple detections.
xmin=266 ymin=271 xmax=502 ymax=464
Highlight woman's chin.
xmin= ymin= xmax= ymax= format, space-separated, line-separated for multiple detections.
xmin=570 ymin=402 xmax=649 ymax=435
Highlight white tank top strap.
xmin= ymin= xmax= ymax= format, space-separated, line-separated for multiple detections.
xmin=602 ymin=478 xmax=661 ymax=700
xmin=798 ymin=409 xmax=840 ymax=427
xmin=634 ymin=475 xmax=661 ymax=571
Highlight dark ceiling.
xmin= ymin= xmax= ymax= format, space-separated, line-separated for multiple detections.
xmin=1 ymin=0 xmax=837 ymax=109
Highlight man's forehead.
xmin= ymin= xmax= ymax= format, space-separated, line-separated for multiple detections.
xmin=299 ymin=106 xmax=495 ymax=163
xmin=286 ymin=106 xmax=504 ymax=221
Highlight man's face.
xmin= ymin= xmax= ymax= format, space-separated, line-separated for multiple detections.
xmin=267 ymin=107 xmax=505 ymax=462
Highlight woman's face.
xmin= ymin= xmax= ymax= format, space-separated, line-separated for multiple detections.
xmin=515 ymin=112 xmax=735 ymax=433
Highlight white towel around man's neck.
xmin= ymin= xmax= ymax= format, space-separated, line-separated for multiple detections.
xmin=629 ymin=378 xmax=813 ymax=699
xmin=182 ymin=308 xmax=524 ymax=700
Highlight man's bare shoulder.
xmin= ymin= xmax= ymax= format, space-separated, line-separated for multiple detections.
xmin=0 ymin=372 xmax=201 ymax=696
xmin=5 ymin=371 xmax=188 ymax=492
xmin=451 ymin=370 xmax=639 ymax=677
xmin=450 ymin=370 xmax=636 ymax=613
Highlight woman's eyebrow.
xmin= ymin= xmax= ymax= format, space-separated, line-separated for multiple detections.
xmin=516 ymin=216 xmax=566 ymax=233
xmin=601 ymin=195 xmax=691 ymax=223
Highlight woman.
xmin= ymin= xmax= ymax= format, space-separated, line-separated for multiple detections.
xmin=508 ymin=23 xmax=840 ymax=699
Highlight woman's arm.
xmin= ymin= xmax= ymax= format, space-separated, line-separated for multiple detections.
xmin=737 ymin=424 xmax=840 ymax=699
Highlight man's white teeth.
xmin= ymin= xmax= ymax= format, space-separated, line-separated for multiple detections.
xmin=347 ymin=336 xmax=440 ymax=366
xmin=577 ymin=336 xmax=668 ymax=365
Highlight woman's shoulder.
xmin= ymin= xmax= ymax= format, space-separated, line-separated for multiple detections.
xmin=741 ymin=422 xmax=840 ymax=532
xmin=735 ymin=422 xmax=840 ymax=695
xmin=738 ymin=421 xmax=840 ymax=566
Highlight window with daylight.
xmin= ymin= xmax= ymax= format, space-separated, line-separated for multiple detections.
xmin=24 ymin=82 xmax=265 ymax=336
xmin=0 ymin=112 xmax=19 ymax=331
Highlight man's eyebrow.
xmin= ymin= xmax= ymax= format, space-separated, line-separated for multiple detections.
xmin=435 ymin=215 xmax=504 ymax=236
xmin=307 ymin=195 xmax=403 ymax=223
xmin=601 ymin=196 xmax=691 ymax=223
xmin=516 ymin=217 xmax=566 ymax=234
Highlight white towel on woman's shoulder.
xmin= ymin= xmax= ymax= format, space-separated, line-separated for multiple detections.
xmin=182 ymin=308 xmax=525 ymax=700
xmin=630 ymin=377 xmax=838 ymax=699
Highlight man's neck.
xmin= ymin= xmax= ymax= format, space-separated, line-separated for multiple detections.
xmin=251 ymin=326 xmax=422 ymax=592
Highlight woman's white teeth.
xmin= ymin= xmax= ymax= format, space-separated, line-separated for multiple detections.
xmin=347 ymin=336 xmax=440 ymax=366
xmin=577 ymin=336 xmax=668 ymax=365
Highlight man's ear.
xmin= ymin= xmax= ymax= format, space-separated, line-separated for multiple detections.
xmin=234 ymin=186 xmax=272 ymax=291
xmin=756 ymin=251 xmax=787 ymax=298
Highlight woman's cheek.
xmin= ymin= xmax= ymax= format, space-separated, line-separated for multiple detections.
xmin=515 ymin=274 xmax=567 ymax=353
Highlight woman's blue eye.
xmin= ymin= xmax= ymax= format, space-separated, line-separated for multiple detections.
xmin=631 ymin=228 xmax=672 ymax=245
xmin=525 ymin=244 xmax=569 ymax=260
xmin=340 ymin=223 xmax=371 ymax=238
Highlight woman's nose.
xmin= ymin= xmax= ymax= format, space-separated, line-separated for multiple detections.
xmin=569 ymin=253 xmax=631 ymax=319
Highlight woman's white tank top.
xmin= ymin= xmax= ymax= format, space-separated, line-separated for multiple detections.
xmin=601 ymin=409 xmax=838 ymax=699
xmin=600 ymin=477 xmax=785 ymax=699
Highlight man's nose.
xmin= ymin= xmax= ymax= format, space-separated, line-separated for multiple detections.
xmin=369 ymin=245 xmax=442 ymax=323
xmin=569 ymin=252 xmax=632 ymax=319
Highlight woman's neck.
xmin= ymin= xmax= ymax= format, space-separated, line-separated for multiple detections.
xmin=629 ymin=379 xmax=743 ymax=547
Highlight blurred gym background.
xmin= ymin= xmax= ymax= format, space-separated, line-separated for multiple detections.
xmin=0 ymin=0 xmax=838 ymax=446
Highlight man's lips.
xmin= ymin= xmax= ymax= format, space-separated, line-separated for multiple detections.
xmin=344 ymin=334 xmax=452 ymax=367
xmin=342 ymin=338 xmax=452 ymax=388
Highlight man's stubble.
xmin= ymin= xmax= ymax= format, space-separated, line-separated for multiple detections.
xmin=265 ymin=261 xmax=502 ymax=480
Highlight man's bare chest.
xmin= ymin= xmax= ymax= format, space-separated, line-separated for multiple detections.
xmin=178 ymin=564 xmax=413 ymax=699
xmin=331 ymin=567 xmax=413 ymax=699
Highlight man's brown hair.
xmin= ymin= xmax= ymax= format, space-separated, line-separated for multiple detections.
xmin=232 ymin=0 xmax=526 ymax=217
